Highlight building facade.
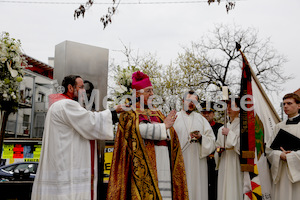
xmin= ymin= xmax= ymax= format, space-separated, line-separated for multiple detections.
xmin=2 ymin=55 xmax=55 ymax=166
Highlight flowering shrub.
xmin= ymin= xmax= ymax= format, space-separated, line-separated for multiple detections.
xmin=114 ymin=66 xmax=139 ymax=97
xmin=0 ymin=32 xmax=27 ymax=112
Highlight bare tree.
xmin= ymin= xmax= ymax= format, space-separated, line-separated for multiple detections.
xmin=208 ymin=0 xmax=236 ymax=13
xmin=108 ymin=24 xmax=291 ymax=115
xmin=177 ymin=23 xmax=292 ymax=96
xmin=74 ymin=0 xmax=236 ymax=29
xmin=74 ymin=0 xmax=120 ymax=29
xmin=107 ymin=43 xmax=186 ymax=114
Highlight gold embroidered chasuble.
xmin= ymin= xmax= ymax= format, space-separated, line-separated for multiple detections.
xmin=106 ymin=104 xmax=188 ymax=200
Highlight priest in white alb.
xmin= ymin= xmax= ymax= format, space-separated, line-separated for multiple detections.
xmin=31 ymin=75 xmax=124 ymax=200
xmin=266 ymin=93 xmax=300 ymax=200
xmin=173 ymin=90 xmax=216 ymax=200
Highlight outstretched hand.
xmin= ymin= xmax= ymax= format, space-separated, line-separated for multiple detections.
xmin=113 ymin=104 xmax=131 ymax=113
xmin=164 ymin=110 xmax=177 ymax=129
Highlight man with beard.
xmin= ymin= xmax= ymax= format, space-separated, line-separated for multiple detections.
xmin=31 ymin=75 xmax=124 ymax=200
xmin=173 ymin=91 xmax=215 ymax=200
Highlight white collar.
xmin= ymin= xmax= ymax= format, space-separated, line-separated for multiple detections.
xmin=289 ymin=114 xmax=300 ymax=120
xmin=181 ymin=110 xmax=194 ymax=116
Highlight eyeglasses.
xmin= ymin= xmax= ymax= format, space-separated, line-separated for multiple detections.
xmin=139 ymin=88 xmax=154 ymax=94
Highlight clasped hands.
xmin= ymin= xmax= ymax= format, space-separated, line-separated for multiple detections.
xmin=216 ymin=127 xmax=229 ymax=153
xmin=280 ymin=147 xmax=291 ymax=161
xmin=190 ymin=131 xmax=201 ymax=142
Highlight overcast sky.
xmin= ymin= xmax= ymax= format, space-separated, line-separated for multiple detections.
xmin=1 ymin=0 xmax=299 ymax=113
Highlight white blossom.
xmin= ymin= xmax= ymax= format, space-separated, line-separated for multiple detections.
xmin=10 ymin=45 xmax=16 ymax=51
xmin=12 ymin=56 xmax=20 ymax=63
xmin=115 ymin=85 xmax=127 ymax=94
xmin=0 ymin=57 xmax=7 ymax=63
xmin=0 ymin=32 xmax=26 ymax=111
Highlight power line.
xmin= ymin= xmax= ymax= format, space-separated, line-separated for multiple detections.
xmin=0 ymin=0 xmax=236 ymax=5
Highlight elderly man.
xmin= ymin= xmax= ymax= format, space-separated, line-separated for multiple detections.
xmin=107 ymin=71 xmax=188 ymax=200
xmin=173 ymin=91 xmax=215 ymax=200
xmin=266 ymin=93 xmax=300 ymax=200
xmin=31 ymin=75 xmax=124 ymax=200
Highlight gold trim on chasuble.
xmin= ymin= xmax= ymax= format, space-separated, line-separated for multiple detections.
xmin=132 ymin=108 xmax=165 ymax=199
xmin=107 ymin=105 xmax=189 ymax=200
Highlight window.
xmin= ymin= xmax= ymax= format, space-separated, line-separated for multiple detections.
xmin=15 ymin=163 xmax=36 ymax=173
xmin=25 ymin=87 xmax=32 ymax=104
xmin=37 ymin=92 xmax=45 ymax=102
xmin=23 ymin=114 xmax=29 ymax=127
xmin=2 ymin=165 xmax=16 ymax=172
xmin=23 ymin=114 xmax=30 ymax=132
xmin=3 ymin=163 xmax=38 ymax=174
xmin=25 ymin=87 xmax=31 ymax=98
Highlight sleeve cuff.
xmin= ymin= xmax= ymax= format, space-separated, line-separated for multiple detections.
xmin=159 ymin=123 xmax=168 ymax=140
xmin=94 ymin=109 xmax=114 ymax=140
xmin=110 ymin=110 xmax=119 ymax=124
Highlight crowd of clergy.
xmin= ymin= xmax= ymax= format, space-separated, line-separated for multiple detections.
xmin=30 ymin=71 xmax=300 ymax=200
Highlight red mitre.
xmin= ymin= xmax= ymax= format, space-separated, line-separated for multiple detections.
xmin=131 ymin=71 xmax=152 ymax=90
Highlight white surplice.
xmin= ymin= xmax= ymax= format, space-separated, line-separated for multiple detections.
xmin=266 ymin=119 xmax=300 ymax=200
xmin=214 ymin=117 xmax=243 ymax=200
xmin=31 ymin=99 xmax=114 ymax=200
xmin=139 ymin=122 xmax=172 ymax=199
xmin=173 ymin=110 xmax=215 ymax=200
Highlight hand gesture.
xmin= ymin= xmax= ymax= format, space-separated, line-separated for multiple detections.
xmin=113 ymin=104 xmax=131 ymax=113
xmin=190 ymin=131 xmax=201 ymax=140
xmin=164 ymin=110 xmax=177 ymax=129
xmin=222 ymin=128 xmax=229 ymax=136
xmin=280 ymin=147 xmax=291 ymax=161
